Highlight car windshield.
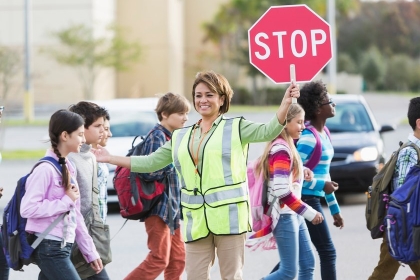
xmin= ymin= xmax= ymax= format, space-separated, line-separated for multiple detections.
xmin=109 ymin=111 xmax=157 ymax=137
xmin=326 ymin=102 xmax=374 ymax=133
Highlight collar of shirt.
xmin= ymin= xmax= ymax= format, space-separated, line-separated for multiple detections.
xmin=408 ymin=133 xmax=420 ymax=147
xmin=155 ymin=123 xmax=172 ymax=138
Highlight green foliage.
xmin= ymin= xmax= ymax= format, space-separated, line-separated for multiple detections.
xmin=337 ymin=53 xmax=357 ymax=74
xmin=359 ymin=47 xmax=386 ymax=90
xmin=338 ymin=2 xmax=420 ymax=61
xmin=43 ymin=24 xmax=141 ymax=99
xmin=2 ymin=149 xmax=45 ymax=160
xmin=0 ymin=46 xmax=21 ymax=104
xmin=408 ymin=58 xmax=420 ymax=92
xmin=384 ymin=54 xmax=418 ymax=92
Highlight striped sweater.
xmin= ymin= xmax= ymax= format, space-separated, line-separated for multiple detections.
xmin=297 ymin=128 xmax=340 ymax=215
xmin=267 ymin=142 xmax=317 ymax=230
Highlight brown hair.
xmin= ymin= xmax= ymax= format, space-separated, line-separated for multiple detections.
xmin=155 ymin=92 xmax=191 ymax=121
xmin=68 ymin=101 xmax=107 ymax=128
xmin=192 ymin=71 xmax=234 ymax=114
xmin=255 ymin=104 xmax=304 ymax=182
xmin=49 ymin=109 xmax=84 ymax=190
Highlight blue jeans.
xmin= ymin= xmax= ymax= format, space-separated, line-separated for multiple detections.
xmin=302 ymin=195 xmax=337 ymax=280
xmin=0 ymin=232 xmax=9 ymax=280
xmin=34 ymin=239 xmax=80 ymax=280
xmin=264 ymin=214 xmax=315 ymax=280
xmin=84 ymin=268 xmax=109 ymax=280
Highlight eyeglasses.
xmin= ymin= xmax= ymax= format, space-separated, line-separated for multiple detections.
xmin=321 ymin=99 xmax=334 ymax=106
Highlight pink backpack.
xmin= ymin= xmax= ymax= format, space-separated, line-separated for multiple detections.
xmin=247 ymin=137 xmax=291 ymax=232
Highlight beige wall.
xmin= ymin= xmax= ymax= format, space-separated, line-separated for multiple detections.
xmin=0 ymin=0 xmax=229 ymax=107
xmin=0 ymin=0 xmax=116 ymax=107
xmin=116 ymin=0 xmax=229 ymax=99
xmin=116 ymin=0 xmax=173 ymax=98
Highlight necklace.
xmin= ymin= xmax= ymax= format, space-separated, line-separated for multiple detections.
xmin=190 ymin=120 xmax=212 ymax=175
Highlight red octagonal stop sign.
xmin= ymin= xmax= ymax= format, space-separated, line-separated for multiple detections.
xmin=248 ymin=5 xmax=332 ymax=84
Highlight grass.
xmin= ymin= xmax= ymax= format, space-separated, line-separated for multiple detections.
xmin=2 ymin=149 xmax=46 ymax=160
xmin=2 ymin=119 xmax=49 ymax=126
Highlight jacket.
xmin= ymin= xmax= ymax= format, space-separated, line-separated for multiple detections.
xmin=20 ymin=149 xmax=100 ymax=263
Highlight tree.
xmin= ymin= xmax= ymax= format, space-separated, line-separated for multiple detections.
xmin=384 ymin=54 xmax=413 ymax=91
xmin=43 ymin=24 xmax=142 ymax=100
xmin=338 ymin=1 xmax=420 ymax=61
xmin=359 ymin=47 xmax=386 ymax=90
xmin=0 ymin=46 xmax=21 ymax=105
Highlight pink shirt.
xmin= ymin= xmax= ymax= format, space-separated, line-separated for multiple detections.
xmin=20 ymin=149 xmax=100 ymax=263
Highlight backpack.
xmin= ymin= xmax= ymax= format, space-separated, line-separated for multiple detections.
xmin=2 ymin=157 xmax=67 ymax=271
xmin=385 ymin=162 xmax=420 ymax=264
xmin=247 ymin=138 xmax=291 ymax=232
xmin=302 ymin=122 xmax=331 ymax=170
xmin=365 ymin=142 xmax=420 ymax=239
xmin=113 ymin=130 xmax=170 ymax=221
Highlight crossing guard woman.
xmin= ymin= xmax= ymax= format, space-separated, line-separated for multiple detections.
xmin=92 ymin=71 xmax=300 ymax=280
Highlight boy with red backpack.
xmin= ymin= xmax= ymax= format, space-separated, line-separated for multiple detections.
xmin=124 ymin=92 xmax=190 ymax=280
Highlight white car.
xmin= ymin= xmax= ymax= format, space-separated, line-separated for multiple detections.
xmin=94 ymin=98 xmax=159 ymax=205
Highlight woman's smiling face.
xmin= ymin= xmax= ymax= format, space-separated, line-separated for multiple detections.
xmin=194 ymin=82 xmax=225 ymax=119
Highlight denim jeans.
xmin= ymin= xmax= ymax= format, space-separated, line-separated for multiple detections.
xmin=34 ymin=239 xmax=80 ymax=280
xmin=264 ymin=214 xmax=315 ymax=280
xmin=84 ymin=268 xmax=110 ymax=280
xmin=302 ymin=195 xmax=337 ymax=280
xmin=0 ymin=232 xmax=9 ymax=280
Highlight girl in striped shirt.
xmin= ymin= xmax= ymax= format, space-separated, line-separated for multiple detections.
xmin=258 ymin=104 xmax=324 ymax=280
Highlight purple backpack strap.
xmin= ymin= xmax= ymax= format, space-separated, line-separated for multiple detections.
xmin=304 ymin=122 xmax=331 ymax=170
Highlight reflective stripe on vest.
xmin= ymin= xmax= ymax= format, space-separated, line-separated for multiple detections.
xmin=172 ymin=117 xmax=251 ymax=242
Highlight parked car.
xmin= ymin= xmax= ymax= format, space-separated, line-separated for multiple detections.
xmin=326 ymin=94 xmax=394 ymax=192
xmin=94 ymin=98 xmax=159 ymax=205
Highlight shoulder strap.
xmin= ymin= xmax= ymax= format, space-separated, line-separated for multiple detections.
xmin=402 ymin=142 xmax=420 ymax=164
xmin=27 ymin=156 xmax=67 ymax=249
xmin=31 ymin=156 xmax=62 ymax=175
xmin=304 ymin=124 xmax=321 ymax=170
xmin=303 ymin=122 xmax=331 ymax=171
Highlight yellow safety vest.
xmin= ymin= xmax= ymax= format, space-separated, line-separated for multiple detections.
xmin=172 ymin=117 xmax=251 ymax=242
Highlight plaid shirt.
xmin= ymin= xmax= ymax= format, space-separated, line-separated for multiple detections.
xmin=392 ymin=133 xmax=420 ymax=192
xmin=138 ymin=124 xmax=181 ymax=230
xmin=97 ymin=162 xmax=109 ymax=223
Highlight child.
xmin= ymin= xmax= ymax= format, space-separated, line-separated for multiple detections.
xmin=257 ymin=104 xmax=323 ymax=280
xmin=68 ymin=101 xmax=110 ymax=280
xmin=296 ymin=80 xmax=344 ymax=280
xmin=124 ymin=92 xmax=190 ymax=280
xmin=368 ymin=97 xmax=420 ymax=279
xmin=20 ymin=109 xmax=103 ymax=279
xmin=95 ymin=111 xmax=112 ymax=223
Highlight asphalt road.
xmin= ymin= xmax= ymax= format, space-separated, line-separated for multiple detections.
xmin=0 ymin=93 xmax=416 ymax=279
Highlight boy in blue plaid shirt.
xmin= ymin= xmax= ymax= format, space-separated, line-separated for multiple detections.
xmin=369 ymin=97 xmax=420 ymax=280
xmin=124 ymin=92 xmax=190 ymax=280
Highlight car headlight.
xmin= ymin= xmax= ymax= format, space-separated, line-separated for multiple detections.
xmin=353 ymin=146 xmax=378 ymax=162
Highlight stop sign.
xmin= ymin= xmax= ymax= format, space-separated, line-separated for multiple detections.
xmin=248 ymin=5 xmax=332 ymax=84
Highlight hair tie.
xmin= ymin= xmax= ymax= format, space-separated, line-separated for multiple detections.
xmin=58 ymin=157 xmax=66 ymax=165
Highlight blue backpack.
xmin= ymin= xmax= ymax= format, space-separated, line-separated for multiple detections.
xmin=385 ymin=163 xmax=420 ymax=264
xmin=2 ymin=157 xmax=67 ymax=271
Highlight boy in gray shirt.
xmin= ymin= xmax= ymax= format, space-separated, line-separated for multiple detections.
xmin=69 ymin=101 xmax=110 ymax=280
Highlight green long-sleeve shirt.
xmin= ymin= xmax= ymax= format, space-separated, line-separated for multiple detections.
xmin=131 ymin=114 xmax=284 ymax=174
